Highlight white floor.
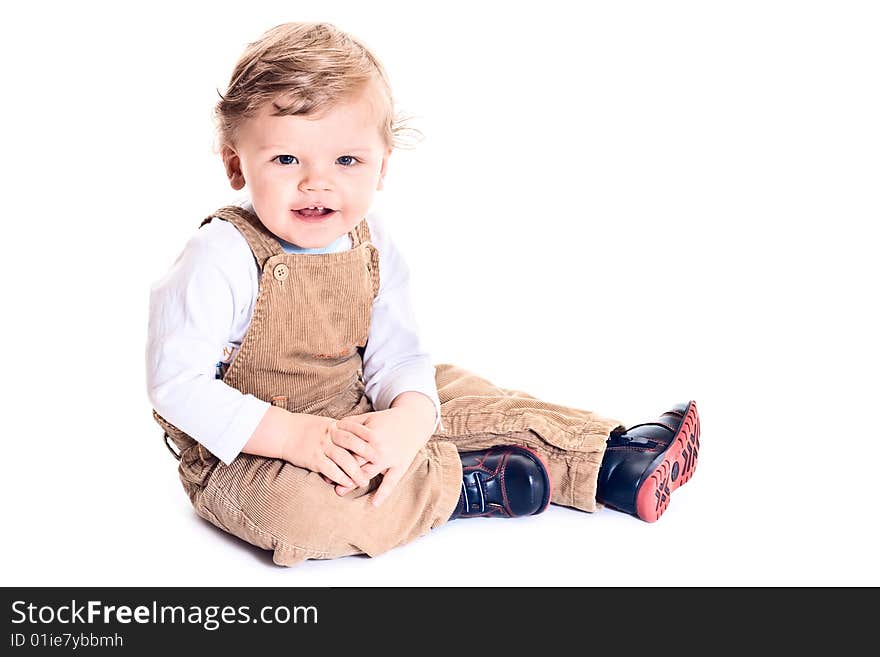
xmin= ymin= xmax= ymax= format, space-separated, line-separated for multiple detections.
xmin=5 ymin=382 xmax=877 ymax=588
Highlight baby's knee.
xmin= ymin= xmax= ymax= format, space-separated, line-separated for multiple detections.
xmin=196 ymin=459 xmax=363 ymax=563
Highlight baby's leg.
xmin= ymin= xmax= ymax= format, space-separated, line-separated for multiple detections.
xmin=182 ymin=441 xmax=462 ymax=567
xmin=430 ymin=363 xmax=625 ymax=513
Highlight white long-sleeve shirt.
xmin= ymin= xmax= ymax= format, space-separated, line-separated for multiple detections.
xmin=146 ymin=198 xmax=442 ymax=465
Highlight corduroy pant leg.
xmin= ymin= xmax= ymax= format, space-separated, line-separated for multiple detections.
xmin=427 ymin=363 xmax=625 ymax=512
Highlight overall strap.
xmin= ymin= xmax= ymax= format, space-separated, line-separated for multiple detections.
xmin=353 ymin=218 xmax=380 ymax=298
xmin=350 ymin=217 xmax=372 ymax=247
xmin=200 ymin=205 xmax=283 ymax=266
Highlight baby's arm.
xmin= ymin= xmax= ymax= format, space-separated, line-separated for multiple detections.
xmin=146 ymin=225 xmax=267 ymax=465
xmin=360 ymin=214 xmax=442 ymax=430
xmin=146 ymin=222 xmax=370 ymax=487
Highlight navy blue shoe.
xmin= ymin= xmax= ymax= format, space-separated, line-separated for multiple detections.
xmin=450 ymin=446 xmax=552 ymax=519
xmin=596 ymin=401 xmax=701 ymax=522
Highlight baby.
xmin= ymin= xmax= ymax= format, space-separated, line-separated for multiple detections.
xmin=146 ymin=21 xmax=701 ymax=567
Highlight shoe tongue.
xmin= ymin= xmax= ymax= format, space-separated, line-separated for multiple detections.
xmin=608 ymin=431 xmax=659 ymax=449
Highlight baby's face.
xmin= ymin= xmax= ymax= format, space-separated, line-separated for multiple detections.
xmin=222 ymin=89 xmax=391 ymax=249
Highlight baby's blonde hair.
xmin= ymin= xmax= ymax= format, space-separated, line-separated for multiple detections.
xmin=213 ymin=22 xmax=420 ymax=151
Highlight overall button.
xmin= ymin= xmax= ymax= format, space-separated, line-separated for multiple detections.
xmin=273 ymin=263 xmax=289 ymax=282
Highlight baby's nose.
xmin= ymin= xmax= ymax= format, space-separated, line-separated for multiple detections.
xmin=299 ymin=168 xmax=333 ymax=191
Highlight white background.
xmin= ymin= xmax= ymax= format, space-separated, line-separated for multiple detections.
xmin=1 ymin=0 xmax=877 ymax=587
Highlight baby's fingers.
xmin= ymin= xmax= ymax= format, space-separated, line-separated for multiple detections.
xmin=331 ymin=428 xmax=379 ymax=463
xmin=361 ymin=462 xmax=385 ymax=479
xmin=337 ymin=420 xmax=374 ymax=443
xmin=372 ymin=467 xmax=403 ymax=508
xmin=328 ymin=445 xmax=371 ymax=489
xmin=318 ymin=457 xmax=357 ymax=490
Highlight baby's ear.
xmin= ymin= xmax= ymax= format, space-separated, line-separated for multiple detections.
xmin=376 ymin=148 xmax=392 ymax=191
xmin=221 ymin=145 xmax=246 ymax=190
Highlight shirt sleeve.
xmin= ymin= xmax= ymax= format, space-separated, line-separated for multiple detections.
xmin=145 ymin=221 xmax=270 ymax=465
xmin=361 ymin=215 xmax=444 ymax=433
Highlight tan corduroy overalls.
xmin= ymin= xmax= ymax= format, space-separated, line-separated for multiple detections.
xmin=153 ymin=206 xmax=625 ymax=566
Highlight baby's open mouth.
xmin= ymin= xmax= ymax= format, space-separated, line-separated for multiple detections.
xmin=293 ymin=206 xmax=336 ymax=219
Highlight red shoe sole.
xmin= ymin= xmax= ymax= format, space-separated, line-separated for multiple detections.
xmin=634 ymin=400 xmax=701 ymax=522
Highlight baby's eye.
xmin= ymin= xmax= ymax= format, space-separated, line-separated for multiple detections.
xmin=336 ymin=155 xmax=359 ymax=166
xmin=274 ymin=155 xmax=299 ymax=165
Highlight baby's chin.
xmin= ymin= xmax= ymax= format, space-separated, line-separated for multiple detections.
xmin=281 ymin=225 xmax=355 ymax=250
xmin=276 ymin=209 xmax=357 ymax=247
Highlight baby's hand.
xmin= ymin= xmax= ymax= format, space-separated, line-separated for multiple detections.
xmin=333 ymin=406 xmax=435 ymax=506
xmin=322 ymin=423 xmax=381 ymax=495
xmin=279 ymin=413 xmax=373 ymax=490
xmin=318 ymin=453 xmax=376 ymax=491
